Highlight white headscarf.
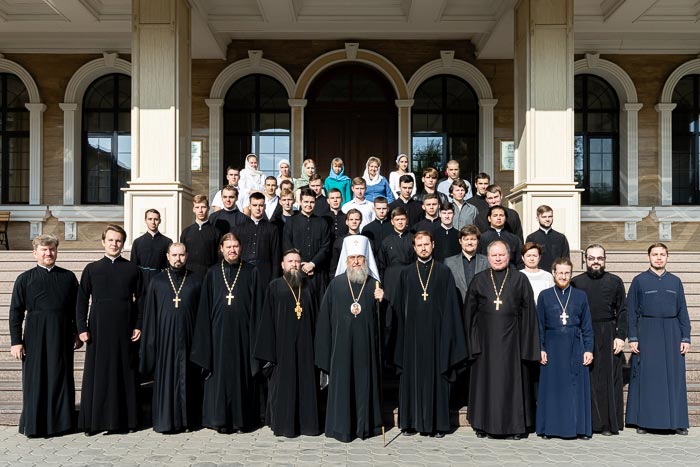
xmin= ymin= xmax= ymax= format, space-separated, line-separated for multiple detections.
xmin=243 ymin=153 xmax=264 ymax=177
xmin=362 ymin=158 xmax=383 ymax=187
xmin=334 ymin=235 xmax=380 ymax=281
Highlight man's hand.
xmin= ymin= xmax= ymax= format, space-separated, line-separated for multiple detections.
xmin=613 ymin=338 xmax=625 ymax=355
xmin=74 ymin=336 xmax=84 ymax=351
xmin=301 ymin=262 xmax=315 ymax=276
xmin=583 ymin=352 xmax=593 ymax=366
xmin=629 ymin=341 xmax=639 ymax=354
xmin=131 ymin=329 xmax=141 ymax=342
xmin=681 ymin=342 xmax=691 ymax=355
xmin=374 ymin=287 xmax=384 ymax=302
xmin=10 ymin=344 xmax=25 ymax=360
xmin=540 ymin=351 xmax=547 ymax=365
xmin=79 ymin=332 xmax=90 ymax=343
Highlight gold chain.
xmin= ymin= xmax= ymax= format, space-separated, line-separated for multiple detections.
xmin=415 ymin=260 xmax=434 ymax=301
xmin=221 ymin=260 xmax=243 ymax=304
xmin=489 ymin=268 xmax=509 ymax=310
xmin=283 ymin=277 xmax=304 ymax=320
xmin=166 ymin=269 xmax=187 ymax=308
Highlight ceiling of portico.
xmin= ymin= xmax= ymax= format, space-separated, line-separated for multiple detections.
xmin=0 ymin=0 xmax=698 ymax=59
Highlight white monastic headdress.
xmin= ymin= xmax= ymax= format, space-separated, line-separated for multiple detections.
xmin=334 ymin=235 xmax=380 ymax=281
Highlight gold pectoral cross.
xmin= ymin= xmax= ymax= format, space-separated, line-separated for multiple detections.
xmin=494 ymin=296 xmax=503 ymax=311
xmin=422 ymin=291 xmax=429 ymax=301
xmin=295 ymin=304 xmax=303 ymax=320
xmin=173 ymin=295 xmax=181 ymax=308
xmin=226 ymin=292 xmax=234 ymax=305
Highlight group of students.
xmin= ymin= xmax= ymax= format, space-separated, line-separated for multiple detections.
xmin=8 ymin=153 xmax=691 ymax=443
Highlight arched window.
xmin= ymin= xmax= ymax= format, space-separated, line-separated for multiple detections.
xmin=574 ymin=74 xmax=620 ymax=205
xmin=224 ymin=74 xmax=290 ymax=176
xmin=0 ymin=73 xmax=30 ymax=204
xmin=81 ymin=73 xmax=130 ymax=205
xmin=411 ymin=75 xmax=478 ymax=182
xmin=672 ymin=74 xmax=700 ymax=205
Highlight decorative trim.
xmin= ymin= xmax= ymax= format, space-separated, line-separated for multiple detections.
xmin=64 ymin=221 xmax=77 ymax=241
xmin=575 ymin=54 xmax=638 ymax=103
xmin=580 ymin=206 xmax=652 ymax=222
xmin=660 ymin=58 xmax=700 ymax=104
xmin=345 ymin=43 xmax=359 ymax=60
xmin=248 ymin=50 xmax=263 ymax=67
xmin=0 ymin=58 xmax=41 ymax=103
xmin=205 ymin=98 xmax=224 ymax=197
xmin=0 ymin=205 xmax=50 ymax=222
xmin=440 ymin=51 xmax=455 ymax=68
xmin=288 ymin=99 xmax=308 ymax=108
xmin=49 ymin=205 xmax=125 ymax=222
xmin=654 ymin=206 xmax=700 ymax=222
xmin=659 ymin=221 xmax=672 ymax=241
xmin=655 ymin=103 xmax=677 ymax=206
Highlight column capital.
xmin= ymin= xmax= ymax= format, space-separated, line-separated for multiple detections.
xmin=59 ymin=102 xmax=78 ymax=112
xmin=205 ymin=98 xmax=224 ymax=109
xmin=623 ymin=102 xmax=643 ymax=112
xmin=395 ymin=99 xmax=414 ymax=108
xmin=25 ymin=103 xmax=46 ymax=113
xmin=655 ymin=103 xmax=677 ymax=113
xmin=478 ymin=98 xmax=498 ymax=109
xmin=288 ymin=99 xmax=307 ymax=108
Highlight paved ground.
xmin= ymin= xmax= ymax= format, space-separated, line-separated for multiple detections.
xmin=0 ymin=426 xmax=697 ymax=466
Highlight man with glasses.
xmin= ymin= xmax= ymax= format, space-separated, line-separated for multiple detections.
xmin=571 ymin=244 xmax=627 ymax=436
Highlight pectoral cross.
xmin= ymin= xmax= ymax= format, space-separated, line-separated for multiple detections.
xmin=294 ymin=304 xmax=303 ymax=320
xmin=173 ymin=295 xmax=181 ymax=308
xmin=493 ymin=296 xmax=503 ymax=311
xmin=560 ymin=310 xmax=569 ymax=325
xmin=422 ymin=291 xmax=429 ymax=301
xmin=226 ymin=292 xmax=234 ymax=305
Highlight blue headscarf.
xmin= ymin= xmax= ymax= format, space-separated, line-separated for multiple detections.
xmin=327 ymin=159 xmax=351 ymax=182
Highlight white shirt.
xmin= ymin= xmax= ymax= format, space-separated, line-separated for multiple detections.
xmin=520 ymin=269 xmax=555 ymax=302
xmin=341 ymin=198 xmax=375 ymax=230
xmin=265 ymin=195 xmax=279 ymax=219
xmin=437 ymin=178 xmax=473 ymax=202
xmin=211 ymin=188 xmax=245 ymax=212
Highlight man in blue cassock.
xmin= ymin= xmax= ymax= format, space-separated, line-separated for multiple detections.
xmin=626 ymin=243 xmax=691 ymax=435
xmin=536 ymin=258 xmax=594 ymax=439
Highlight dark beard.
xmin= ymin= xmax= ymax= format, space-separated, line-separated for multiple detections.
xmin=586 ymin=266 xmax=605 ymax=279
xmin=283 ymin=269 xmax=305 ymax=288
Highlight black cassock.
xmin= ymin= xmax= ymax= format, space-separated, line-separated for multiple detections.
xmin=253 ymin=278 xmax=321 ymax=437
xmin=571 ymin=271 xmax=627 ymax=434
xmin=130 ymin=231 xmax=172 ymax=285
xmin=394 ymin=260 xmax=467 ymax=433
xmin=9 ymin=266 xmax=79 ymax=437
xmin=190 ymin=261 xmax=259 ymax=431
xmin=378 ymin=231 xmax=415 ymax=307
xmin=235 ymin=218 xmax=281 ymax=287
xmin=209 ymin=207 xmax=248 ymax=234
xmin=282 ymin=213 xmax=331 ymax=290
xmin=362 ymin=218 xmax=393 ymax=260
xmin=315 ymin=274 xmax=386 ymax=442
xmin=525 ymin=228 xmax=570 ymax=273
xmin=463 ymin=266 xmax=540 ymax=436
xmin=433 ymin=227 xmax=460 ymax=262
xmin=180 ymin=221 xmax=220 ymax=276
xmin=140 ymin=268 xmax=203 ymax=433
xmin=77 ymin=256 xmax=142 ymax=433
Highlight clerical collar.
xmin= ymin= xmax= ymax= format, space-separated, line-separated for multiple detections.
xmin=223 ymin=207 xmax=237 ymax=212
xmin=195 ymin=219 xmax=208 ymax=229
xmin=426 ymin=215 xmax=438 ymax=222
xmin=376 ymin=218 xmax=387 ymax=223
xmin=251 ymin=217 xmax=262 ymax=225
xmin=441 ymin=223 xmax=452 ymax=230
xmin=37 ymin=264 xmax=54 ymax=272
xmin=104 ymin=254 xmax=121 ymax=263
xmin=556 ymin=285 xmax=571 ymax=295
xmin=540 ymin=226 xmax=552 ymax=234
xmin=394 ymin=229 xmax=406 ymax=236
xmin=148 ymin=230 xmax=159 ymax=237
xmin=493 ymin=227 xmax=503 ymax=233
xmin=418 ymin=257 xmax=433 ymax=264
xmin=400 ymin=197 xmax=411 ymax=203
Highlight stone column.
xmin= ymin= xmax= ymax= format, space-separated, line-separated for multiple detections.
xmin=395 ymin=99 xmax=414 ymax=156
xmin=205 ymin=98 xmax=224 ymax=197
xmin=124 ymin=0 xmax=193 ymax=246
xmin=289 ymin=99 xmax=307 ymax=177
xmin=510 ymin=0 xmax=582 ymax=250
xmin=655 ymin=103 xmax=676 ymax=206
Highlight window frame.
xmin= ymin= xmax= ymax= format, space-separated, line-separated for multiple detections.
xmin=0 ymin=73 xmax=30 ymax=204
xmin=671 ymin=74 xmax=700 ymax=205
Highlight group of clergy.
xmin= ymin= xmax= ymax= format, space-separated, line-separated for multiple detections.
xmin=7 ymin=160 xmax=691 ymax=442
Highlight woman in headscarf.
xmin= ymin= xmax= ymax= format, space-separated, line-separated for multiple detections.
xmin=293 ymin=158 xmax=316 ymax=191
xmin=362 ymin=156 xmax=394 ymax=203
xmin=276 ymin=159 xmax=294 ymax=189
xmin=323 ymin=157 xmax=352 ymax=206
xmin=238 ymin=153 xmax=265 ymax=207
xmin=388 ymin=153 xmax=416 ymax=198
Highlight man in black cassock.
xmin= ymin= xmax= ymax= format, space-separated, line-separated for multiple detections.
xmin=571 ymin=244 xmax=627 ymax=436
xmin=361 ymin=196 xmax=393 ymax=256
xmin=412 ymin=193 xmax=441 ymax=233
xmin=9 ymin=234 xmax=80 ymax=437
xmin=140 ymin=242 xmax=203 ymax=433
xmin=310 ymin=175 xmax=331 ymax=217
xmin=130 ymin=208 xmax=172 ymax=286
xmin=236 ymin=192 xmax=281 ymax=287
xmin=190 ymin=233 xmax=259 ymax=433
xmin=209 ymin=185 xmax=248 ymax=234
xmin=474 ymin=185 xmax=523 ymax=239
xmin=254 ymin=249 xmax=321 ymax=437
xmin=394 ymin=230 xmax=467 ymax=438
xmin=180 ymin=195 xmax=219 ymax=276
xmin=464 ymin=239 xmax=539 ymax=439
xmin=525 ymin=205 xmax=570 ymax=272
xmin=388 ymin=175 xmax=423 ymax=228
xmin=432 ymin=202 xmax=460 ymax=262
xmin=283 ymin=188 xmax=331 ymax=292
xmin=378 ymin=207 xmax=415 ymax=306
xmin=315 ymin=236 xmax=387 ymax=442
xmin=323 ymin=188 xmax=348 ymax=244
xmin=77 ymin=225 xmax=143 ymax=435
xmin=477 ymin=206 xmax=524 ymax=269
xmin=330 ymin=208 xmax=362 ymax=274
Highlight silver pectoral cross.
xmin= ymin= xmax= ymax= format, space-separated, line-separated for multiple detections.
xmin=493 ymin=296 xmax=503 ymax=311
xmin=560 ymin=310 xmax=569 ymax=325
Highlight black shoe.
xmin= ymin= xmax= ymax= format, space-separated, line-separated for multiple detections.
xmin=83 ymin=431 xmax=99 ymax=437
xmin=511 ymin=434 xmax=522 ymax=440
xmin=676 ymin=428 xmax=688 ymax=435
xmin=541 ymin=435 xmax=551 ymax=440
xmin=435 ymin=432 xmax=445 ymax=439
xmin=402 ymin=429 xmax=417 ymax=436
xmin=579 ymin=435 xmax=591 ymax=440
xmin=476 ymin=431 xmax=487 ymax=439
xmin=217 ymin=427 xmax=230 ymax=434
xmin=601 ymin=431 xmax=613 ymax=436
xmin=636 ymin=427 xmax=647 ymax=434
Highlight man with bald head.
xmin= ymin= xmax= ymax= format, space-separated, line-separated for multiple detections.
xmin=463 ymin=239 xmax=539 ymax=440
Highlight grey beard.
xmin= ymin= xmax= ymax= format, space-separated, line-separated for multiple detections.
xmin=283 ymin=269 xmax=305 ymax=288
xmin=347 ymin=265 xmax=369 ymax=284
xmin=586 ymin=266 xmax=605 ymax=279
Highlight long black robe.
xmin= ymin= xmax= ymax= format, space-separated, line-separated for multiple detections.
xmin=130 ymin=231 xmax=172 ymax=285
xmin=253 ymin=278 xmax=321 ymax=437
xmin=463 ymin=266 xmax=540 ymax=435
xmin=362 ymin=218 xmax=393 ymax=260
xmin=378 ymin=231 xmax=415 ymax=307
xmin=412 ymin=217 xmax=440 ymax=234
xmin=315 ymin=273 xmax=386 ymax=442
xmin=190 ymin=261 xmax=259 ymax=431
xmin=525 ymin=228 xmax=570 ymax=272
xmin=323 ymin=209 xmax=348 ymax=245
xmin=77 ymin=256 xmax=142 ymax=433
xmin=140 ymin=268 xmax=203 ymax=433
xmin=283 ymin=212 xmax=331 ymax=290
xmin=235 ymin=218 xmax=281 ymax=287
xmin=478 ymin=228 xmax=524 ymax=269
xmin=394 ymin=260 xmax=467 ymax=433
xmin=179 ymin=221 xmax=219 ymax=276
xmin=388 ymin=198 xmax=423 ymax=228
xmin=466 ymin=193 xmax=488 ymax=214
xmin=475 ymin=207 xmax=523 ymax=240
xmin=313 ymin=195 xmax=331 ymax=217
xmin=433 ymin=226 xmax=460 ymax=262
xmin=571 ymin=271 xmax=627 ymax=434
xmin=209 ymin=207 xmax=248 ymax=235
xmin=9 ymin=266 xmax=79 ymax=436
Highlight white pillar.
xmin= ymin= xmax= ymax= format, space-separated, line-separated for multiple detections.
xmin=289 ymin=99 xmax=307 ymax=177
xmin=395 ymin=99 xmax=414 ymax=156
xmin=124 ymin=0 xmax=194 ymax=246
xmin=59 ymin=103 xmax=79 ymax=205
xmin=206 ymin=98 xmax=224 ymax=197
xmin=478 ymin=98 xmax=498 ymax=174
xmin=621 ymin=102 xmax=643 ymax=206
xmin=510 ymin=0 xmax=582 ymax=250
xmin=25 ymin=103 xmax=46 ymax=205
xmin=656 ymin=102 xmax=676 ymax=206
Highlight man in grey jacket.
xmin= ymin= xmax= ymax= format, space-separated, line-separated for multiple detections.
xmin=445 ymin=224 xmax=489 ymax=305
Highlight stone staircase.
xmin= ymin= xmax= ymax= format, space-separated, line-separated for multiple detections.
xmin=1 ymin=250 xmax=699 ymax=426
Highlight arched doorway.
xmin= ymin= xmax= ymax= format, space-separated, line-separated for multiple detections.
xmin=305 ymin=64 xmax=398 ymax=177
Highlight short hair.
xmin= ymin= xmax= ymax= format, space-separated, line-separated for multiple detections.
xmin=647 ymin=242 xmax=668 ymax=255
xmin=373 ymin=196 xmax=388 ymax=206
xmin=423 ymin=193 xmax=439 ymax=204
xmin=585 ymin=243 xmax=606 ymax=257
xmin=487 ymin=205 xmax=507 ymax=218
xmin=346 ymin=208 xmax=363 ymax=221
xmin=32 ymin=233 xmax=59 ymax=250
xmin=282 ymin=248 xmax=302 ymax=259
xmin=449 ymin=179 xmax=468 ymax=194
xmin=300 ymin=188 xmax=316 ymax=200
xmin=413 ymin=230 xmax=434 ymax=243
xmin=167 ymin=242 xmax=187 ymax=254
xmin=328 ymin=188 xmax=341 ymax=196
xmin=219 ymin=232 xmax=240 ymax=248
xmin=352 ymin=177 xmax=366 ymax=187
xmin=309 ymin=174 xmax=323 ymax=183
xmin=439 ymin=201 xmax=454 ymax=212
xmin=487 ymin=239 xmax=510 ymax=256
xmin=521 ymin=241 xmax=542 ymax=256
xmin=222 ymin=185 xmax=239 ymax=197
xmin=391 ymin=206 xmax=408 ymax=219
xmin=367 ymin=156 xmax=381 ymax=167
xmin=225 ymin=166 xmax=239 ymax=174
xmin=475 ymin=172 xmax=491 ymax=183
xmin=422 ymin=167 xmax=438 ymax=179
xmin=399 ymin=174 xmax=414 ymax=185
xmin=552 ymin=257 xmax=573 ymax=272
xmin=144 ymin=209 xmax=161 ymax=219
xmin=536 ymin=205 xmax=553 ymax=216
xmin=486 ymin=184 xmax=502 ymax=195
xmin=265 ymin=176 xmax=277 ymax=184
xmin=249 ymin=192 xmax=265 ymax=202
xmin=446 ymin=159 xmax=459 ymax=168
xmin=279 ymin=188 xmax=294 ymax=199
xmin=280 ymin=179 xmax=294 ymax=191
xmin=459 ymin=224 xmax=481 ymax=240
xmin=102 ymin=224 xmax=127 ymax=242
xmin=193 ymin=194 xmax=209 ymax=205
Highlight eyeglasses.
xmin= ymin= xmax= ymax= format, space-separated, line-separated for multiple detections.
xmin=586 ymin=256 xmax=605 ymax=262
